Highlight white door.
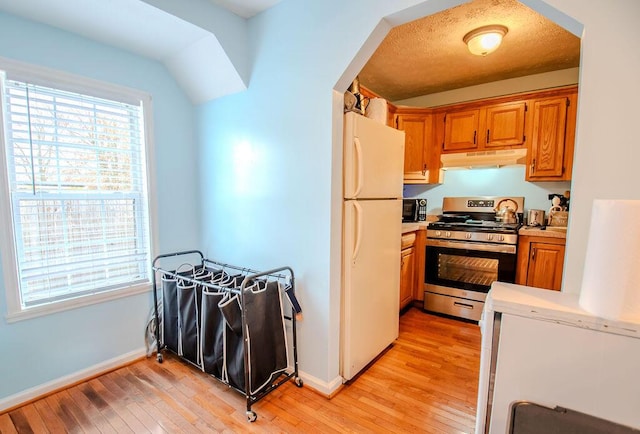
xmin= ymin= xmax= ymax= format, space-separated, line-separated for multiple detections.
xmin=343 ymin=112 xmax=405 ymax=200
xmin=342 ymin=198 xmax=401 ymax=381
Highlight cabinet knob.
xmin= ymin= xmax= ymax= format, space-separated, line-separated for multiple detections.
xmin=530 ymin=158 xmax=536 ymax=173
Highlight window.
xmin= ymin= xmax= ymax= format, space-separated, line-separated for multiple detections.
xmin=0 ymin=60 xmax=155 ymax=320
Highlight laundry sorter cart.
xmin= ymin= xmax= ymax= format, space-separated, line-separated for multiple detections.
xmin=151 ymin=250 xmax=303 ymax=422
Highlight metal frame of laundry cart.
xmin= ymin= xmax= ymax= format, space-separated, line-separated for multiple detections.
xmin=151 ymin=250 xmax=303 ymax=422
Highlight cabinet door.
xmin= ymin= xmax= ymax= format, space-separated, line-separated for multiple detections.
xmin=400 ymin=246 xmax=415 ymax=310
xmin=526 ymin=242 xmax=565 ymax=291
xmin=484 ymin=102 xmax=526 ymax=148
xmin=527 ymin=97 xmax=569 ymax=180
xmin=443 ymin=109 xmax=479 ymax=152
xmin=396 ymin=113 xmax=429 ymax=183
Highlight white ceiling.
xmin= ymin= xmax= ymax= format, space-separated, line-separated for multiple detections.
xmin=0 ymin=0 xmax=280 ymax=103
xmin=0 ymin=0 xmax=209 ymax=61
xmin=207 ymin=0 xmax=281 ymax=18
xmin=0 ymin=0 xmax=579 ymax=104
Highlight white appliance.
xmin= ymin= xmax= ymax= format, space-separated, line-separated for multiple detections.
xmin=341 ymin=111 xmax=405 ymax=381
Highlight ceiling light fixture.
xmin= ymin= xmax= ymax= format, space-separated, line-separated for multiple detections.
xmin=463 ymin=25 xmax=508 ymax=56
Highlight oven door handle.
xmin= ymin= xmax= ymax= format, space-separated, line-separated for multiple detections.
xmin=426 ymin=238 xmax=516 ymax=254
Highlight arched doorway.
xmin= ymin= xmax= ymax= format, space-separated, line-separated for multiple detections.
xmin=330 ymin=0 xmax=584 ymax=418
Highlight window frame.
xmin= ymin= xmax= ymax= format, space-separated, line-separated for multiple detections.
xmin=0 ymin=57 xmax=158 ymax=322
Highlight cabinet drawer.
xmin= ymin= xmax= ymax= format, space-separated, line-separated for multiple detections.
xmin=401 ymin=232 xmax=416 ymax=249
xmin=423 ymin=291 xmax=484 ymax=321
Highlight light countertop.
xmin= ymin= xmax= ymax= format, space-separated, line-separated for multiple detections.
xmin=402 ymin=222 xmax=429 ymax=234
xmin=404 ymin=223 xmax=568 ymax=237
xmin=518 ymin=226 xmax=567 ymax=238
xmin=486 ymin=282 xmax=640 ymax=338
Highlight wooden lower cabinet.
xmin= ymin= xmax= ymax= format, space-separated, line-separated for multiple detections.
xmin=400 ymin=246 xmax=415 ymax=310
xmin=399 ymin=229 xmax=427 ymax=310
xmin=400 ymin=232 xmax=417 ymax=310
xmin=516 ymin=235 xmax=566 ymax=291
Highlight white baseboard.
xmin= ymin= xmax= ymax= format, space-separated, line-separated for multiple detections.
xmin=297 ymin=370 xmax=343 ymax=397
xmin=0 ymin=347 xmax=146 ymax=413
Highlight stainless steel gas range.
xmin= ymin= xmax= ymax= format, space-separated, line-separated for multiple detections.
xmin=424 ymin=196 xmax=524 ymax=322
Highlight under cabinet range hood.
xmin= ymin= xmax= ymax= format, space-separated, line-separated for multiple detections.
xmin=440 ymin=148 xmax=527 ymax=169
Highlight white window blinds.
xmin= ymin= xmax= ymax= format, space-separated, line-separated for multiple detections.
xmin=1 ymin=77 xmax=151 ymax=308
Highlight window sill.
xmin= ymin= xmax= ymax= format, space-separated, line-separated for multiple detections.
xmin=4 ymin=282 xmax=152 ymax=323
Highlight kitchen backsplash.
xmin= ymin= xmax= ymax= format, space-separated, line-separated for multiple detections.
xmin=404 ymin=166 xmax=570 ymax=215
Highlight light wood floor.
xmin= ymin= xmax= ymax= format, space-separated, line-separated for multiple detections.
xmin=0 ymin=308 xmax=481 ymax=433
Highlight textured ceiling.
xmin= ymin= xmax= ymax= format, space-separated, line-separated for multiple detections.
xmin=358 ymin=0 xmax=581 ymax=101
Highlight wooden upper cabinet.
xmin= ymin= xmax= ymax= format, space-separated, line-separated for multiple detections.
xmin=526 ymin=91 xmax=577 ymax=181
xmin=443 ymin=109 xmax=480 ymax=152
xmin=442 ymin=101 xmax=526 ymax=153
xmin=527 ymin=97 xmax=568 ymax=179
xmin=395 ymin=110 xmax=431 ymax=183
xmin=484 ymin=102 xmax=526 ymax=148
xmin=381 ymin=85 xmax=578 ymax=183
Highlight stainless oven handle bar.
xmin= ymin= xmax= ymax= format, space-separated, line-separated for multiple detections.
xmin=426 ymin=238 xmax=516 ymax=254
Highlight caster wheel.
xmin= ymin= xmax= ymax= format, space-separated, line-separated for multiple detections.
xmin=246 ymin=411 xmax=257 ymax=422
xmin=294 ymin=377 xmax=303 ymax=388
xmin=157 ymin=353 xmax=163 ymax=363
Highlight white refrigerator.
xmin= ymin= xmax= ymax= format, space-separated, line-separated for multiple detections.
xmin=341 ymin=111 xmax=405 ymax=381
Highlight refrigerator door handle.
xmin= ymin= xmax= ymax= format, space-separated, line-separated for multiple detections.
xmin=353 ymin=137 xmax=364 ymax=198
xmin=352 ymin=201 xmax=363 ymax=262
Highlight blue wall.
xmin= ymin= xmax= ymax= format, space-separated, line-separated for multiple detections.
xmin=0 ymin=12 xmax=199 ymax=401
xmin=3 ymin=0 xmax=640 ymax=402
xmin=195 ymin=0 xmax=460 ymax=387
xmin=405 ymin=167 xmax=571 ymax=215
xmin=195 ymin=0 xmax=640 ymax=389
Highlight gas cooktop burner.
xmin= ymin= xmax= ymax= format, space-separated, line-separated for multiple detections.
xmin=430 ymin=196 xmax=526 ymax=234
xmin=428 ymin=220 xmax=521 ymax=233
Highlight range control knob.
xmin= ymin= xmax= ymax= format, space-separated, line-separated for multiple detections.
xmin=445 ymin=231 xmax=451 ymax=238
xmin=497 ymin=235 xmax=505 ymax=242
xmin=487 ymin=234 xmax=494 ymax=241
xmin=435 ymin=230 xmax=442 ymax=237
xmin=465 ymin=233 xmax=472 ymax=239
